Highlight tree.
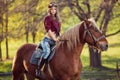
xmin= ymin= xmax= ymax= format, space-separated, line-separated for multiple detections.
xmin=66 ymin=0 xmax=119 ymax=67
xmin=0 ymin=0 xmax=4 ymax=60
xmin=11 ymin=0 xmax=66 ymax=43
xmin=4 ymin=0 xmax=14 ymax=59
xmin=90 ymin=0 xmax=119 ymax=67
xmin=0 ymin=0 xmax=67 ymax=60
xmin=0 ymin=0 xmax=12 ymax=60
xmin=4 ymin=0 xmax=10 ymax=59
xmin=12 ymin=0 xmax=44 ymax=43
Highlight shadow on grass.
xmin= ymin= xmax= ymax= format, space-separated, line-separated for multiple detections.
xmin=109 ymin=43 xmax=120 ymax=48
xmin=82 ymin=55 xmax=120 ymax=72
xmin=81 ymin=66 xmax=117 ymax=80
xmin=102 ymin=55 xmax=120 ymax=67
xmin=81 ymin=55 xmax=120 ymax=80
xmin=0 ymin=76 xmax=12 ymax=80
xmin=83 ymin=65 xmax=115 ymax=72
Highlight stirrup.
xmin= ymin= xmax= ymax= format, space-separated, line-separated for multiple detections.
xmin=36 ymin=57 xmax=46 ymax=78
xmin=36 ymin=69 xmax=42 ymax=78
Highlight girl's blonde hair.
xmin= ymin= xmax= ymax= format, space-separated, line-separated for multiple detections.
xmin=47 ymin=2 xmax=61 ymax=22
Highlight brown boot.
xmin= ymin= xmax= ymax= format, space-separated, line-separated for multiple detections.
xmin=36 ymin=58 xmax=46 ymax=78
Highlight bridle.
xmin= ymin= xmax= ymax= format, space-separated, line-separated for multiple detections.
xmin=83 ymin=21 xmax=105 ymax=46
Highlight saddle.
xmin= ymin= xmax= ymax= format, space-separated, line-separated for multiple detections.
xmin=30 ymin=45 xmax=56 ymax=65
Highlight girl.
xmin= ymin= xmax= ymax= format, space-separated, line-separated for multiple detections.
xmin=36 ymin=2 xmax=61 ymax=77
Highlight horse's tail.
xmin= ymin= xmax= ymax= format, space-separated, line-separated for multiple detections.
xmin=12 ymin=44 xmax=26 ymax=80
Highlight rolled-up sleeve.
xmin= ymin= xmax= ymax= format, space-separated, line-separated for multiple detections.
xmin=44 ymin=16 xmax=52 ymax=32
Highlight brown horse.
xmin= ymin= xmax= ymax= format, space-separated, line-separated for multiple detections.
xmin=12 ymin=18 xmax=108 ymax=80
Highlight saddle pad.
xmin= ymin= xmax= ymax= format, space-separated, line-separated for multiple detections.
xmin=30 ymin=49 xmax=42 ymax=65
xmin=30 ymin=48 xmax=56 ymax=65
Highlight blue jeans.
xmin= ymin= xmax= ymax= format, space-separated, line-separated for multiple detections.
xmin=40 ymin=37 xmax=55 ymax=59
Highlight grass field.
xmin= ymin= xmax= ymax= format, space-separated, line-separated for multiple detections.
xmin=0 ymin=34 xmax=120 ymax=80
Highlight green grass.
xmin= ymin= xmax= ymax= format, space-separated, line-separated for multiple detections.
xmin=0 ymin=60 xmax=12 ymax=73
xmin=0 ymin=32 xmax=120 ymax=80
xmin=1 ymin=39 xmax=26 ymax=59
xmin=0 ymin=76 xmax=12 ymax=80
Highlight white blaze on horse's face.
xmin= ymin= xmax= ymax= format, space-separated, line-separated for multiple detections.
xmin=84 ymin=18 xmax=108 ymax=51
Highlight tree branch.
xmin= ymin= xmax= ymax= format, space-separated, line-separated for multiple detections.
xmin=82 ymin=0 xmax=91 ymax=18
xmin=66 ymin=0 xmax=87 ymax=20
xmin=106 ymin=29 xmax=120 ymax=37
xmin=94 ymin=0 xmax=104 ymax=22
xmin=76 ymin=0 xmax=85 ymax=14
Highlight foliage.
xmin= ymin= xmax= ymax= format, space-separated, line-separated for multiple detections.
xmin=0 ymin=0 xmax=120 ymax=74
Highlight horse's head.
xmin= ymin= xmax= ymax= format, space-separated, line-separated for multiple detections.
xmin=81 ymin=18 xmax=108 ymax=51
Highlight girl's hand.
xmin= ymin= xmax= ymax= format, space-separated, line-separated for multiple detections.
xmin=55 ymin=38 xmax=59 ymax=42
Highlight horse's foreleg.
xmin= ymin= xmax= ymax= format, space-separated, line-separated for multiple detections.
xmin=20 ymin=73 xmax=25 ymax=80
xmin=12 ymin=58 xmax=25 ymax=80
xmin=25 ymin=72 xmax=35 ymax=80
xmin=12 ymin=71 xmax=24 ymax=80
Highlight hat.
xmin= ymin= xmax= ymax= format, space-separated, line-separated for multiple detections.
xmin=48 ymin=2 xmax=57 ymax=8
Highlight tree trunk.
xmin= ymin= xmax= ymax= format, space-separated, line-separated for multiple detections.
xmin=5 ymin=0 xmax=9 ymax=59
xmin=6 ymin=36 xmax=9 ymax=59
xmin=32 ymin=32 xmax=36 ymax=43
xmin=89 ymin=47 xmax=101 ymax=67
xmin=0 ymin=41 xmax=2 ymax=61
xmin=26 ymin=31 xmax=29 ymax=43
xmin=0 ymin=0 xmax=4 ymax=61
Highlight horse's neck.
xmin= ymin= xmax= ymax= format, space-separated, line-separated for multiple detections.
xmin=58 ymin=42 xmax=85 ymax=60
xmin=72 ymin=43 xmax=85 ymax=58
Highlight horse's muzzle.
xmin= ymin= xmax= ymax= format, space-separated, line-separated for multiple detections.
xmin=99 ymin=42 xmax=108 ymax=51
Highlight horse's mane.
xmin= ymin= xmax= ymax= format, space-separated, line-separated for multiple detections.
xmin=58 ymin=22 xmax=84 ymax=51
xmin=57 ymin=18 xmax=98 ymax=51
xmin=88 ymin=18 xmax=98 ymax=28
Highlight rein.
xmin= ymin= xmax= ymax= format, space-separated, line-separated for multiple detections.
xmin=83 ymin=22 xmax=105 ymax=46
